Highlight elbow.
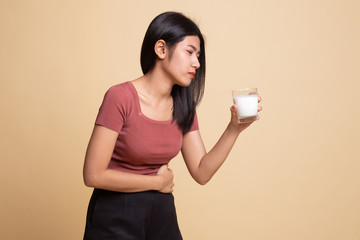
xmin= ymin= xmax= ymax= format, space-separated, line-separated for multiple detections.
xmin=83 ymin=176 xmax=94 ymax=188
xmin=191 ymin=170 xmax=213 ymax=185
xmin=197 ymin=180 xmax=208 ymax=186
xmin=195 ymin=176 xmax=211 ymax=186
xmin=83 ymin=172 xmax=98 ymax=188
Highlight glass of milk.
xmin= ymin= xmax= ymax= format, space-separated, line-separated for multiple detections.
xmin=232 ymin=88 xmax=258 ymax=123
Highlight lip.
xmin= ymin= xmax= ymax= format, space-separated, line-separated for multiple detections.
xmin=188 ymin=72 xmax=195 ymax=78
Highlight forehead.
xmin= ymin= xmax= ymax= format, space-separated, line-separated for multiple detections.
xmin=177 ymin=35 xmax=201 ymax=49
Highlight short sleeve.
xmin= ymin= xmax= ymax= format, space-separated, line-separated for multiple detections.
xmin=188 ymin=111 xmax=199 ymax=132
xmin=95 ymin=86 xmax=128 ymax=133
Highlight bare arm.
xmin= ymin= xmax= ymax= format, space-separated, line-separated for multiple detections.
xmin=181 ymin=99 xmax=262 ymax=185
xmin=83 ymin=125 xmax=174 ymax=193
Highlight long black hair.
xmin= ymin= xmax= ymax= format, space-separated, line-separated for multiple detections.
xmin=140 ymin=11 xmax=206 ymax=133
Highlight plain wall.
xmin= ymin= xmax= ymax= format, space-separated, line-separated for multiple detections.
xmin=1 ymin=0 xmax=359 ymax=239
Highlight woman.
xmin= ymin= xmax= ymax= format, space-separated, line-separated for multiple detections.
xmin=83 ymin=11 xmax=262 ymax=239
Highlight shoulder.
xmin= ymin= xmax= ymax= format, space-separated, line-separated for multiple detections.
xmin=106 ymin=81 xmax=133 ymax=96
xmin=96 ymin=81 xmax=136 ymax=127
xmin=103 ymin=81 xmax=135 ymax=103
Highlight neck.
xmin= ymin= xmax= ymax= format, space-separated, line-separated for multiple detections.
xmin=135 ymin=68 xmax=174 ymax=101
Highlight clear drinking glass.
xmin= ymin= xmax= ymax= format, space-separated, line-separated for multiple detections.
xmin=232 ymin=88 xmax=258 ymax=123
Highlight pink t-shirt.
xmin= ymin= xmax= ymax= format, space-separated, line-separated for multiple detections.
xmin=95 ymin=81 xmax=199 ymax=175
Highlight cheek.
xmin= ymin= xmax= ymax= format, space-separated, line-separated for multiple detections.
xmin=171 ymin=50 xmax=187 ymax=62
xmin=173 ymin=53 xmax=188 ymax=69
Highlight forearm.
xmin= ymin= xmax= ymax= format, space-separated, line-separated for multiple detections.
xmin=183 ymin=102 xmax=261 ymax=185
xmin=84 ymin=168 xmax=161 ymax=193
xmin=195 ymin=124 xmax=240 ymax=184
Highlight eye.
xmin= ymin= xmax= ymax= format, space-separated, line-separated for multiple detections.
xmin=187 ymin=50 xmax=193 ymax=55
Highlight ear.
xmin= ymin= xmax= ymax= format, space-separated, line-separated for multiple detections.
xmin=154 ymin=39 xmax=167 ymax=59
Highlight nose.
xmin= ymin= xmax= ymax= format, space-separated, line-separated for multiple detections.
xmin=192 ymin=57 xmax=200 ymax=69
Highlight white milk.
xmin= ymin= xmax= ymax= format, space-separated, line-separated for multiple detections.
xmin=233 ymin=95 xmax=258 ymax=119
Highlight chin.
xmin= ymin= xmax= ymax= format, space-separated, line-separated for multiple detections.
xmin=176 ymin=79 xmax=193 ymax=87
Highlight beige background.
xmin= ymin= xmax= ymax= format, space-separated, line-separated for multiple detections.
xmin=1 ymin=0 xmax=359 ymax=239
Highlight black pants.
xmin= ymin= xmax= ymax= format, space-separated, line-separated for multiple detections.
xmin=84 ymin=189 xmax=183 ymax=240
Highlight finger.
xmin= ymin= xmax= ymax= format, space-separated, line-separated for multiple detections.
xmin=231 ymin=111 xmax=239 ymax=122
xmin=258 ymin=96 xmax=262 ymax=103
xmin=159 ymin=164 xmax=168 ymax=170
xmin=230 ymin=105 xmax=238 ymax=117
xmin=258 ymin=106 xmax=262 ymax=112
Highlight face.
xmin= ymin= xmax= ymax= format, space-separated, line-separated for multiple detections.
xmin=162 ymin=35 xmax=201 ymax=87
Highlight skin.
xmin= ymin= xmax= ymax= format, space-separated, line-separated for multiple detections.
xmin=83 ymin=35 xmax=262 ymax=193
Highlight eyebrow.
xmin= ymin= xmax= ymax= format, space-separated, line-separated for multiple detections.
xmin=187 ymin=44 xmax=201 ymax=54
